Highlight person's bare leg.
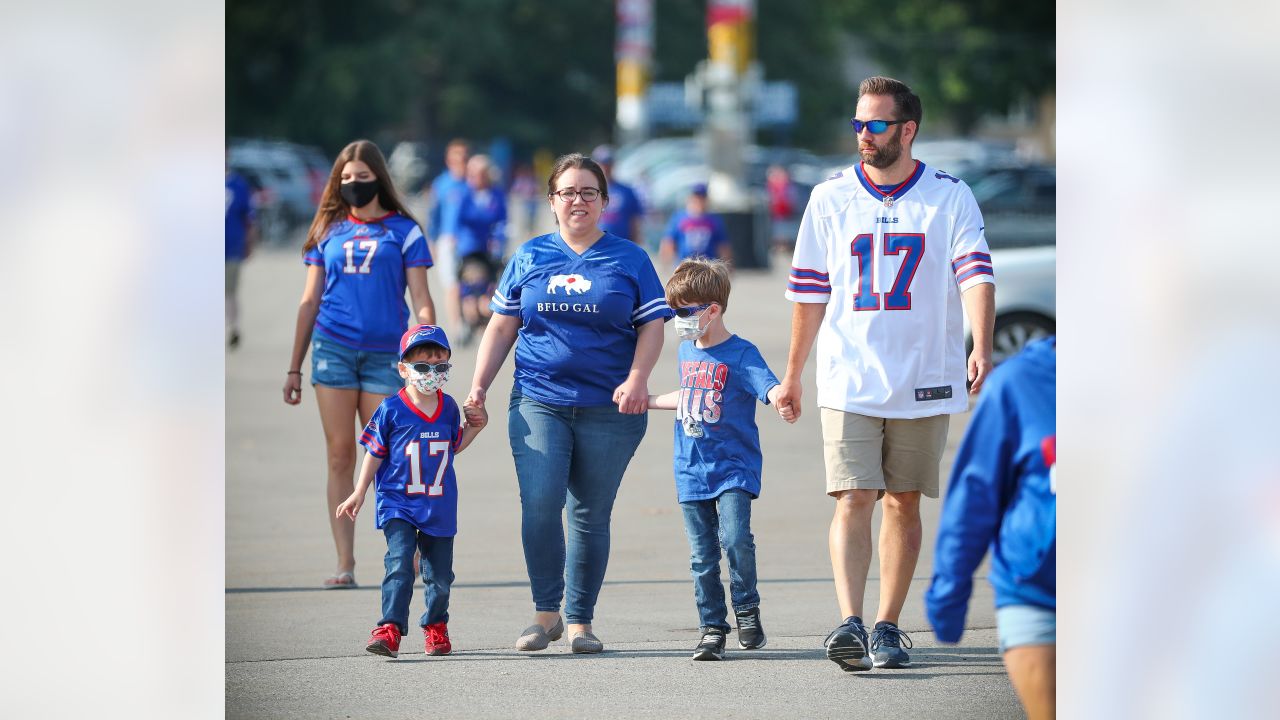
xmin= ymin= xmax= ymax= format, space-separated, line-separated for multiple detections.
xmin=876 ymin=490 xmax=922 ymax=625
xmin=315 ymin=386 xmax=360 ymax=575
xmin=1004 ymin=644 xmax=1056 ymax=720
xmin=830 ymin=489 xmax=878 ymax=619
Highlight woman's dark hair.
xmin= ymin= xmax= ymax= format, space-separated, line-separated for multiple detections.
xmin=303 ymin=139 xmax=420 ymax=252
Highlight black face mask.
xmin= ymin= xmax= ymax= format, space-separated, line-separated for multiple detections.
xmin=340 ymin=179 xmax=380 ymax=208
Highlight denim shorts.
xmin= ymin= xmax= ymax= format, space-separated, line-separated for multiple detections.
xmin=995 ymin=603 xmax=1056 ymax=652
xmin=310 ymin=337 xmax=403 ymax=395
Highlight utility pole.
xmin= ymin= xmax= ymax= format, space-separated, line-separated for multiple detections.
xmin=615 ymin=0 xmax=653 ymax=147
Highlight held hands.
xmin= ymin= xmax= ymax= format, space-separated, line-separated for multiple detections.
xmin=613 ymin=375 xmax=649 ymax=414
xmin=967 ymin=349 xmax=993 ymax=395
xmin=283 ymin=373 xmax=303 ymax=405
xmin=463 ymin=401 xmax=488 ymax=430
xmin=774 ymin=377 xmax=802 ymax=422
xmin=335 ymin=492 xmax=363 ymax=521
xmin=768 ymin=385 xmax=797 ymax=423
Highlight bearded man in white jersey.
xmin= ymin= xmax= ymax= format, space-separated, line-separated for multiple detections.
xmin=775 ymin=76 xmax=995 ymax=672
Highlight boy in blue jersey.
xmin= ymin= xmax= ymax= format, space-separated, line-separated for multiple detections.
xmin=336 ymin=324 xmax=487 ymax=658
xmin=648 ymin=258 xmax=796 ymax=660
xmin=659 ymin=184 xmax=731 ymax=269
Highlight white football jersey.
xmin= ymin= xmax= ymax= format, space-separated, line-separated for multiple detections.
xmin=785 ymin=161 xmax=994 ymax=418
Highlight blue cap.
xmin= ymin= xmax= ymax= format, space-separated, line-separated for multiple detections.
xmin=690 ymin=182 xmax=708 ymax=197
xmin=591 ymin=144 xmax=614 ymax=165
xmin=399 ymin=324 xmax=451 ymax=359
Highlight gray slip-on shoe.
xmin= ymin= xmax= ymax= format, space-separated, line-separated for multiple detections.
xmin=515 ymin=617 xmax=564 ymax=651
xmin=570 ymin=630 xmax=604 ymax=654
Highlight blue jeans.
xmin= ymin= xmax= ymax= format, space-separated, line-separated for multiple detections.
xmin=508 ymin=389 xmax=647 ymax=624
xmin=680 ymin=489 xmax=760 ymax=631
xmin=310 ymin=337 xmax=402 ymax=395
xmin=378 ymin=519 xmax=455 ymax=635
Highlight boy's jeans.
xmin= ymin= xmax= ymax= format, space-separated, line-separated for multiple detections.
xmin=378 ymin=519 xmax=455 ymax=635
xmin=508 ymin=389 xmax=646 ymax=624
xmin=679 ymin=489 xmax=760 ymax=631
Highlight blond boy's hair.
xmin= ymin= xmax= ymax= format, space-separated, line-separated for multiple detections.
xmin=666 ymin=257 xmax=731 ymax=311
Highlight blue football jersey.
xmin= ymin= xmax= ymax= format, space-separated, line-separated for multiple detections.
xmin=664 ymin=211 xmax=727 ymax=260
xmin=304 ymin=212 xmax=433 ymax=353
xmin=599 ymin=180 xmax=644 ymax=241
xmin=359 ymin=389 xmax=464 ymax=536
xmin=490 ymin=231 xmax=672 ymax=406
xmin=671 ymin=335 xmax=780 ymax=502
xmin=428 ymin=172 xmax=468 ymax=240
xmin=225 ymin=172 xmax=254 ymax=260
xmin=455 ymin=188 xmax=507 ymax=258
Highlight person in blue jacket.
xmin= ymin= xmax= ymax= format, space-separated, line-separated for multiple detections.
xmin=925 ymin=336 xmax=1055 ymax=719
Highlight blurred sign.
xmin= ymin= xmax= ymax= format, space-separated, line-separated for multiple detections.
xmin=616 ymin=0 xmax=653 ymax=137
xmin=646 ymin=81 xmax=796 ymax=129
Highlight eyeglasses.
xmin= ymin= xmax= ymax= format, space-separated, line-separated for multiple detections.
xmin=404 ymin=361 xmax=452 ymax=374
xmin=849 ymin=118 xmax=907 ymax=134
xmin=673 ymin=304 xmax=711 ymax=318
xmin=550 ymin=188 xmax=601 ymax=203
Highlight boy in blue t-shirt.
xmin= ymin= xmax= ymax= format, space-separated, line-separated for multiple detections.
xmin=648 ymin=258 xmax=797 ymax=660
xmin=336 ymin=324 xmax=487 ymax=658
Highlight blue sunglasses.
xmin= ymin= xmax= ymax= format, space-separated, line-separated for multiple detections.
xmin=850 ymin=118 xmax=908 ymax=134
xmin=674 ymin=304 xmax=711 ymax=318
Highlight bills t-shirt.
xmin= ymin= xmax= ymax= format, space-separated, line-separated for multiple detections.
xmin=304 ymin=212 xmax=433 ymax=353
xmin=359 ymin=389 xmax=464 ymax=537
xmin=491 ymin=231 xmax=671 ymax=406
xmin=599 ymin=180 xmax=644 ymax=242
xmin=671 ymin=335 xmax=780 ymax=502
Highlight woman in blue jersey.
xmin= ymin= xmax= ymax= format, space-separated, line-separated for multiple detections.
xmin=466 ymin=153 xmax=671 ymax=653
xmin=283 ymin=139 xmax=437 ymax=589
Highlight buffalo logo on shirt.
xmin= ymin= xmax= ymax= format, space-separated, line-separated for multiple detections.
xmin=546 ymin=273 xmax=592 ymax=295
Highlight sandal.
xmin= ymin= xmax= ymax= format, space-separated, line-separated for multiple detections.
xmin=323 ymin=571 xmax=357 ymax=589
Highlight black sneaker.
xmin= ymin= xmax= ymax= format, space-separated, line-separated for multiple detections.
xmin=870 ymin=620 xmax=913 ymax=668
xmin=735 ymin=607 xmax=767 ymax=649
xmin=692 ymin=627 xmax=727 ymax=661
xmin=824 ymin=616 xmax=872 ymax=672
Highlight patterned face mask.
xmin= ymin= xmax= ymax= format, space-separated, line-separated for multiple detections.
xmin=404 ymin=362 xmax=450 ymax=393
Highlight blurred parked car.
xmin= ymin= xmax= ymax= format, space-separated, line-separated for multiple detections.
xmin=966 ymin=245 xmax=1056 ymax=365
xmin=228 ymin=138 xmax=320 ymax=241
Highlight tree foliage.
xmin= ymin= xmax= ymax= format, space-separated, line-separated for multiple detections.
xmin=227 ymin=0 xmax=1053 ymax=156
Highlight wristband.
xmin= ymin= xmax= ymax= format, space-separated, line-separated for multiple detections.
xmin=287 ymin=371 xmax=302 ymax=376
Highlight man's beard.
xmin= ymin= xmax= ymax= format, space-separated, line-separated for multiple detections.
xmin=859 ymin=126 xmax=904 ymax=169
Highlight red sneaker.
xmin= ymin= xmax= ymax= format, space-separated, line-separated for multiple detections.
xmin=366 ymin=623 xmax=402 ymax=658
xmin=424 ymin=622 xmax=452 ymax=656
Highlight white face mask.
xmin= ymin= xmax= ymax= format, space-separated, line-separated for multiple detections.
xmin=674 ymin=314 xmax=706 ymax=340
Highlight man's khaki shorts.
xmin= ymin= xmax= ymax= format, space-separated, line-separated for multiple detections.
xmin=820 ymin=408 xmax=950 ymax=499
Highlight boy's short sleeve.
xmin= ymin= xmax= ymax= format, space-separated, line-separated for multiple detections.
xmin=631 ymin=252 xmax=672 ymax=326
xmin=402 ymin=224 xmax=434 ymax=268
xmin=490 ymin=251 xmax=523 ymax=316
xmin=449 ymin=398 xmax=464 ymax=451
xmin=359 ymin=403 xmax=390 ymax=458
xmin=739 ymin=343 xmax=781 ymax=404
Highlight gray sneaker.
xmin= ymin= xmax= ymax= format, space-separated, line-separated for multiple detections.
xmin=692 ymin=627 xmax=727 ymax=661
xmin=824 ymin=616 xmax=873 ymax=672
xmin=735 ymin=607 xmax=766 ymax=649
xmin=870 ymin=620 xmax=913 ymax=668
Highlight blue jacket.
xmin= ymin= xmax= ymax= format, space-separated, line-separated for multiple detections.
xmin=925 ymin=337 xmax=1056 ymax=643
